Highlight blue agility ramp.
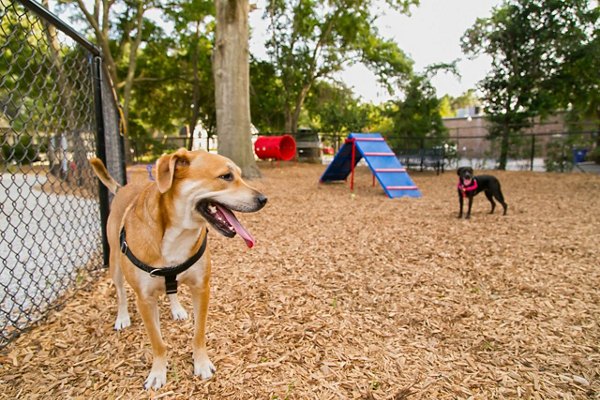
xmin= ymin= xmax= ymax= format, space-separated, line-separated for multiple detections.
xmin=320 ymin=133 xmax=421 ymax=198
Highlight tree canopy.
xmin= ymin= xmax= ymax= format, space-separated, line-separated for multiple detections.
xmin=263 ymin=0 xmax=418 ymax=133
xmin=24 ymin=0 xmax=597 ymax=170
xmin=462 ymin=0 xmax=599 ymax=169
xmin=384 ymin=74 xmax=447 ymax=152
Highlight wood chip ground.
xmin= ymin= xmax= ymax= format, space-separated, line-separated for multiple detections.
xmin=1 ymin=162 xmax=598 ymax=399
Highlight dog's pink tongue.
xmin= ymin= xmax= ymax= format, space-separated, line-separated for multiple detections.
xmin=216 ymin=205 xmax=255 ymax=248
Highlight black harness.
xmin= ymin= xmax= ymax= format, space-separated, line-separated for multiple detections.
xmin=119 ymin=227 xmax=208 ymax=294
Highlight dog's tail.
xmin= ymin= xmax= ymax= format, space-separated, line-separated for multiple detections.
xmin=89 ymin=158 xmax=120 ymax=194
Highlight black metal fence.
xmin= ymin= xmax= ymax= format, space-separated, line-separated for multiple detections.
xmin=397 ymin=130 xmax=598 ymax=172
xmin=125 ymin=123 xmax=598 ymax=175
xmin=129 ymin=135 xmax=192 ymax=164
xmin=0 ymin=0 xmax=124 ymax=347
xmin=256 ymin=129 xmax=597 ymax=173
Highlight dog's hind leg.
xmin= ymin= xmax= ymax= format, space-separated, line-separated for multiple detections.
xmin=110 ymin=253 xmax=131 ymax=330
xmin=168 ymin=293 xmax=188 ymax=320
xmin=495 ymin=190 xmax=508 ymax=215
xmin=484 ymin=191 xmax=496 ymax=214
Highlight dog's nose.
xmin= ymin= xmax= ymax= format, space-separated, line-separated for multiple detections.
xmin=257 ymin=194 xmax=268 ymax=207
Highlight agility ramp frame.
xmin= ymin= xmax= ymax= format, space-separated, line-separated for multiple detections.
xmin=319 ymin=133 xmax=421 ymax=198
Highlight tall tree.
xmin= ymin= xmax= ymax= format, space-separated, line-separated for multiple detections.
xmin=385 ymin=74 xmax=447 ymax=152
xmin=126 ymin=0 xmax=216 ymax=151
xmin=1 ymin=4 xmax=44 ymax=164
xmin=263 ymin=0 xmax=417 ymax=133
xmin=550 ymin=3 xmax=599 ymax=138
xmin=162 ymin=0 xmax=216 ymax=149
xmin=303 ymin=80 xmax=370 ymax=134
xmin=57 ymin=0 xmax=154 ymax=134
xmin=127 ymin=19 xmax=215 ymax=156
xmin=214 ymin=0 xmax=260 ymax=178
xmin=462 ymin=0 xmax=598 ymax=169
xmin=42 ymin=0 xmax=90 ymax=183
xmin=249 ymin=58 xmax=286 ymax=132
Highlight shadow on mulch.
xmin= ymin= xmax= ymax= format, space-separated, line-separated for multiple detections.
xmin=1 ymin=162 xmax=599 ymax=399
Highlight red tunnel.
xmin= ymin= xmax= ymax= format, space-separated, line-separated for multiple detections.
xmin=254 ymin=135 xmax=296 ymax=161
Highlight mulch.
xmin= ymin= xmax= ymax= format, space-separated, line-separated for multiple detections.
xmin=1 ymin=162 xmax=599 ymax=399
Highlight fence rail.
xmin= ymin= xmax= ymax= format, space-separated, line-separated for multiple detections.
xmin=0 ymin=0 xmax=123 ymax=347
xmin=253 ymin=129 xmax=597 ymax=172
xmin=395 ymin=131 xmax=598 ymax=172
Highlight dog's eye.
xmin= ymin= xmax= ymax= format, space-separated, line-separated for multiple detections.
xmin=219 ymin=173 xmax=233 ymax=181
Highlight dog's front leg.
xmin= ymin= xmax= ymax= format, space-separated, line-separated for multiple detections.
xmin=191 ymin=273 xmax=215 ymax=379
xmin=466 ymin=195 xmax=474 ymax=219
xmin=136 ymin=295 xmax=168 ymax=390
xmin=458 ymin=191 xmax=464 ymax=218
xmin=168 ymin=293 xmax=188 ymax=320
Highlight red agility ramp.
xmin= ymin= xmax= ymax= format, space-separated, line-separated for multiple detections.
xmin=319 ymin=133 xmax=421 ymax=198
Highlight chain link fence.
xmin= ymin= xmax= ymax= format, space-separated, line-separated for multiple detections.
xmin=0 ymin=0 xmax=124 ymax=347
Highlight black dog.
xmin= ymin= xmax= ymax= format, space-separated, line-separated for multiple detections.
xmin=457 ymin=166 xmax=507 ymax=219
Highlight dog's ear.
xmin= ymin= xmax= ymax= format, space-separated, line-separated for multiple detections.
xmin=457 ymin=167 xmax=464 ymax=176
xmin=156 ymin=148 xmax=190 ymax=193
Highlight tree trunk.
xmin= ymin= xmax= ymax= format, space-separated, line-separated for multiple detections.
xmin=596 ymin=109 xmax=600 ymax=153
xmin=42 ymin=0 xmax=87 ymax=186
xmin=74 ymin=0 xmax=145 ymax=163
xmin=498 ymin=127 xmax=510 ymax=170
xmin=188 ymin=23 xmax=202 ymax=150
xmin=284 ymin=107 xmax=293 ymax=133
xmin=290 ymin=84 xmax=312 ymax=133
xmin=497 ymin=100 xmax=513 ymax=170
xmin=214 ymin=0 xmax=261 ymax=178
xmin=120 ymin=1 xmax=144 ymax=134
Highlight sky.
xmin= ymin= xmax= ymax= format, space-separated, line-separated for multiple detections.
xmin=248 ymin=0 xmax=504 ymax=104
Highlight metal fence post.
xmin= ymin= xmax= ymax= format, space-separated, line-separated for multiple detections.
xmin=530 ymin=134 xmax=536 ymax=171
xmin=93 ymin=56 xmax=110 ymax=266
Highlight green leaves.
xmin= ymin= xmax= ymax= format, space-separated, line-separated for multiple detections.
xmin=304 ymin=81 xmax=371 ymax=133
xmin=263 ymin=0 xmax=418 ymax=131
xmin=385 ymin=74 xmax=447 ymax=151
xmin=461 ymin=0 xmax=598 ymax=169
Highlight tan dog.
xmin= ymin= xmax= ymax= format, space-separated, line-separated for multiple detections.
xmin=90 ymin=148 xmax=267 ymax=389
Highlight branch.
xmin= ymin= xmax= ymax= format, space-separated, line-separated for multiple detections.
xmin=74 ymin=0 xmax=101 ymax=34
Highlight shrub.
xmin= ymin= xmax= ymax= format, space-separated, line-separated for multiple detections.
xmin=584 ymin=146 xmax=600 ymax=164
xmin=544 ymin=139 xmax=573 ymax=172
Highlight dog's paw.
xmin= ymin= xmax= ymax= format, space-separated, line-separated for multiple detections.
xmin=194 ymin=358 xmax=216 ymax=380
xmin=171 ymin=305 xmax=188 ymax=321
xmin=144 ymin=368 xmax=167 ymax=390
xmin=168 ymin=295 xmax=188 ymax=321
xmin=114 ymin=315 xmax=131 ymax=330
